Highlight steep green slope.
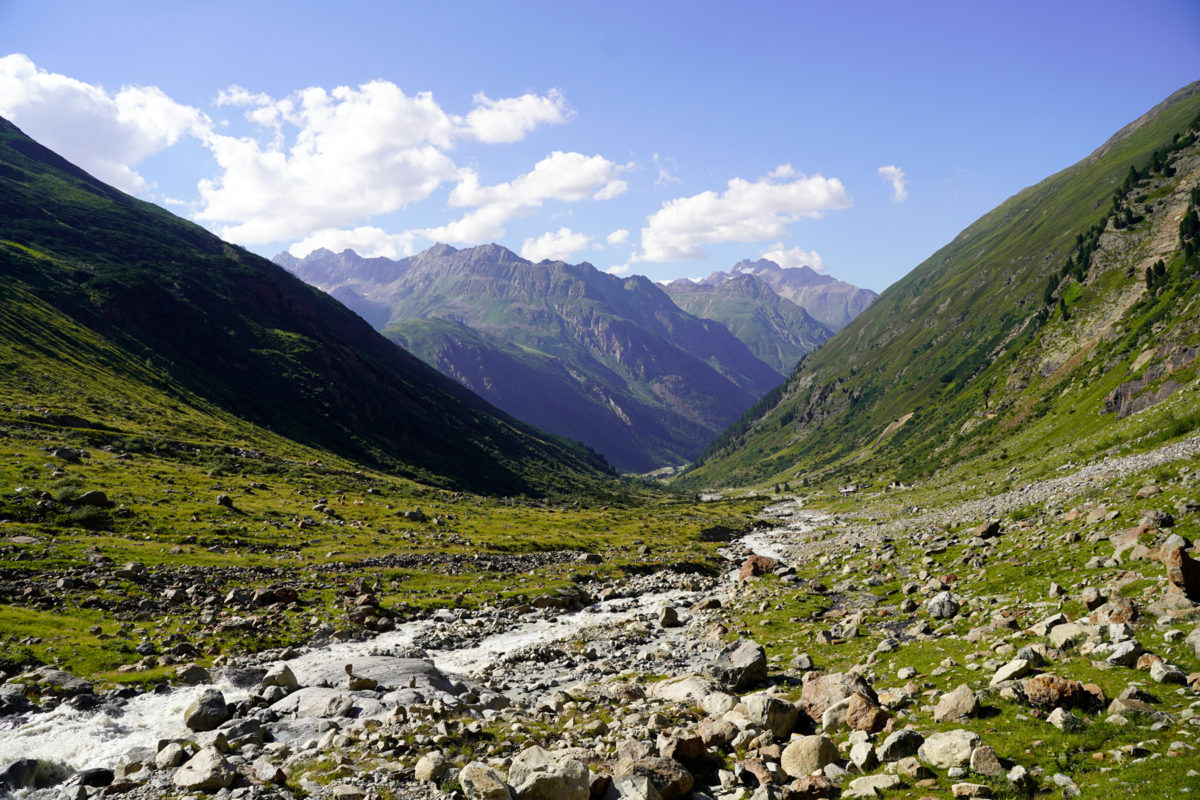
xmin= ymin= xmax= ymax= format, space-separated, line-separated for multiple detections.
xmin=679 ymin=82 xmax=1200 ymax=491
xmin=282 ymin=244 xmax=784 ymax=472
xmin=0 ymin=117 xmax=614 ymax=497
xmin=661 ymin=273 xmax=833 ymax=374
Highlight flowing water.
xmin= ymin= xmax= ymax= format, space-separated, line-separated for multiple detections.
xmin=0 ymin=505 xmax=823 ymax=784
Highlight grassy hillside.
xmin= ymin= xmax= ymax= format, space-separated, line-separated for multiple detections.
xmin=0 ymin=116 xmax=614 ymax=497
xmin=679 ymin=81 xmax=1200 ymax=493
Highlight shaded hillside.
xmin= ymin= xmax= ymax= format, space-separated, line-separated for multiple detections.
xmin=661 ymin=272 xmax=833 ymax=374
xmin=279 ymin=244 xmax=784 ymax=472
xmin=680 ymin=81 xmax=1200 ymax=491
xmin=0 ymin=116 xmax=614 ymax=497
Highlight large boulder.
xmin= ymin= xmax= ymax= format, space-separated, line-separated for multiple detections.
xmin=1164 ymin=546 xmax=1200 ymax=600
xmin=706 ymin=639 xmax=767 ymax=692
xmin=927 ymin=591 xmax=961 ymax=619
xmin=877 ymin=729 xmax=924 ymax=762
xmin=1023 ymin=675 xmax=1094 ymax=710
xmin=459 ymin=762 xmax=513 ymax=800
xmin=509 ymin=746 xmax=589 ymax=800
xmin=647 ymin=675 xmax=722 ymax=703
xmin=603 ymin=775 xmax=663 ymax=800
xmin=743 ymin=692 xmax=799 ymax=738
xmin=739 ymin=555 xmax=779 ymax=581
xmin=183 ymin=689 xmax=230 ymax=732
xmin=800 ymin=671 xmax=877 ymax=724
xmin=845 ymin=692 xmax=889 ymax=733
xmin=934 ymin=684 xmax=981 ymax=722
xmin=613 ymin=757 xmax=692 ymax=800
xmin=172 ymin=747 xmax=235 ymax=792
xmin=918 ymin=729 xmax=981 ymax=769
xmin=781 ymin=735 xmax=839 ymax=778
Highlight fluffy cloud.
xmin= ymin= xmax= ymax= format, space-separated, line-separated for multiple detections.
xmin=637 ymin=167 xmax=851 ymax=262
xmin=606 ymin=264 xmax=631 ymax=275
xmin=0 ymin=54 xmax=210 ymax=192
xmin=288 ymin=226 xmax=419 ymax=260
xmin=606 ymin=229 xmax=630 ymax=246
xmin=759 ymin=241 xmax=826 ymax=273
xmin=520 ymin=227 xmax=592 ymax=262
xmin=878 ymin=164 xmax=908 ymax=202
xmin=459 ymin=89 xmax=571 ymax=143
xmin=425 ymin=151 xmax=628 ymax=243
xmin=196 ymin=80 xmax=466 ymax=244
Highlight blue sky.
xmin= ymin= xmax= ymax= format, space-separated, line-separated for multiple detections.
xmin=2 ymin=1 xmax=1197 ymax=291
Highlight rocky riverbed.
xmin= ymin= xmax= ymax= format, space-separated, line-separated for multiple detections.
xmin=3 ymin=437 xmax=1200 ymax=799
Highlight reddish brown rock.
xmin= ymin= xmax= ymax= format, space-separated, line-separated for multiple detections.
xmin=784 ymin=775 xmax=840 ymax=800
xmin=845 ymin=692 xmax=890 ymax=733
xmin=1023 ymin=674 xmax=1094 ymax=710
xmin=1164 ymin=546 xmax=1200 ymax=601
xmin=741 ymin=759 xmax=775 ymax=787
xmin=739 ymin=555 xmax=780 ymax=581
xmin=1089 ymin=594 xmax=1139 ymax=625
xmin=656 ymin=730 xmax=705 ymax=763
xmin=696 ymin=718 xmax=737 ymax=748
xmin=1111 ymin=524 xmax=1156 ymax=560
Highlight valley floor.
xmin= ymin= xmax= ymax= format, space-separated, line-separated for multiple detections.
xmin=3 ymin=435 xmax=1200 ymax=799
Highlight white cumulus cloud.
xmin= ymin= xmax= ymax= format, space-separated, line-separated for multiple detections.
xmin=288 ymin=226 xmax=420 ymax=260
xmin=458 ymin=89 xmax=571 ymax=143
xmin=759 ymin=242 xmax=827 ymax=273
xmin=520 ymin=227 xmax=592 ymax=262
xmin=0 ymin=54 xmax=210 ymax=193
xmin=425 ymin=151 xmax=628 ymax=243
xmin=606 ymin=229 xmax=630 ymax=246
xmin=636 ymin=167 xmax=851 ymax=262
xmin=878 ymin=164 xmax=908 ymax=202
xmin=606 ymin=264 xmax=631 ymax=275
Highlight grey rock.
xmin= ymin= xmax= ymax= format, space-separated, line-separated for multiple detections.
xmin=262 ymin=663 xmax=299 ymax=691
xmin=509 ymin=746 xmax=589 ymax=800
xmin=603 ymin=775 xmax=663 ymax=800
xmin=918 ymin=729 xmax=981 ymax=769
xmin=1105 ymin=639 xmax=1143 ymax=668
xmin=781 ymin=735 xmax=839 ymax=778
xmin=1047 ymin=707 xmax=1086 ymax=732
xmin=184 ymin=689 xmax=230 ymax=732
xmin=877 ymin=728 xmax=924 ymax=761
xmin=459 ymin=761 xmax=513 ymax=800
xmin=743 ymin=692 xmax=799 ymax=738
xmin=706 ymin=639 xmax=767 ymax=692
xmin=927 ymin=591 xmax=961 ymax=619
xmin=172 ymin=747 xmax=234 ymax=792
xmin=414 ymin=751 xmax=448 ymax=783
xmin=843 ymin=774 xmax=901 ymax=798
xmin=934 ymin=684 xmax=981 ymax=722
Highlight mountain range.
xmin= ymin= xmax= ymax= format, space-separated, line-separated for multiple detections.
xmin=679 ymin=80 xmax=1200 ymax=491
xmin=0 ymin=116 xmax=614 ymax=497
xmin=276 ymin=246 xmax=874 ymax=472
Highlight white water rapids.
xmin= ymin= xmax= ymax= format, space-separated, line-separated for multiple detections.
xmin=0 ymin=502 xmax=822 ymax=782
